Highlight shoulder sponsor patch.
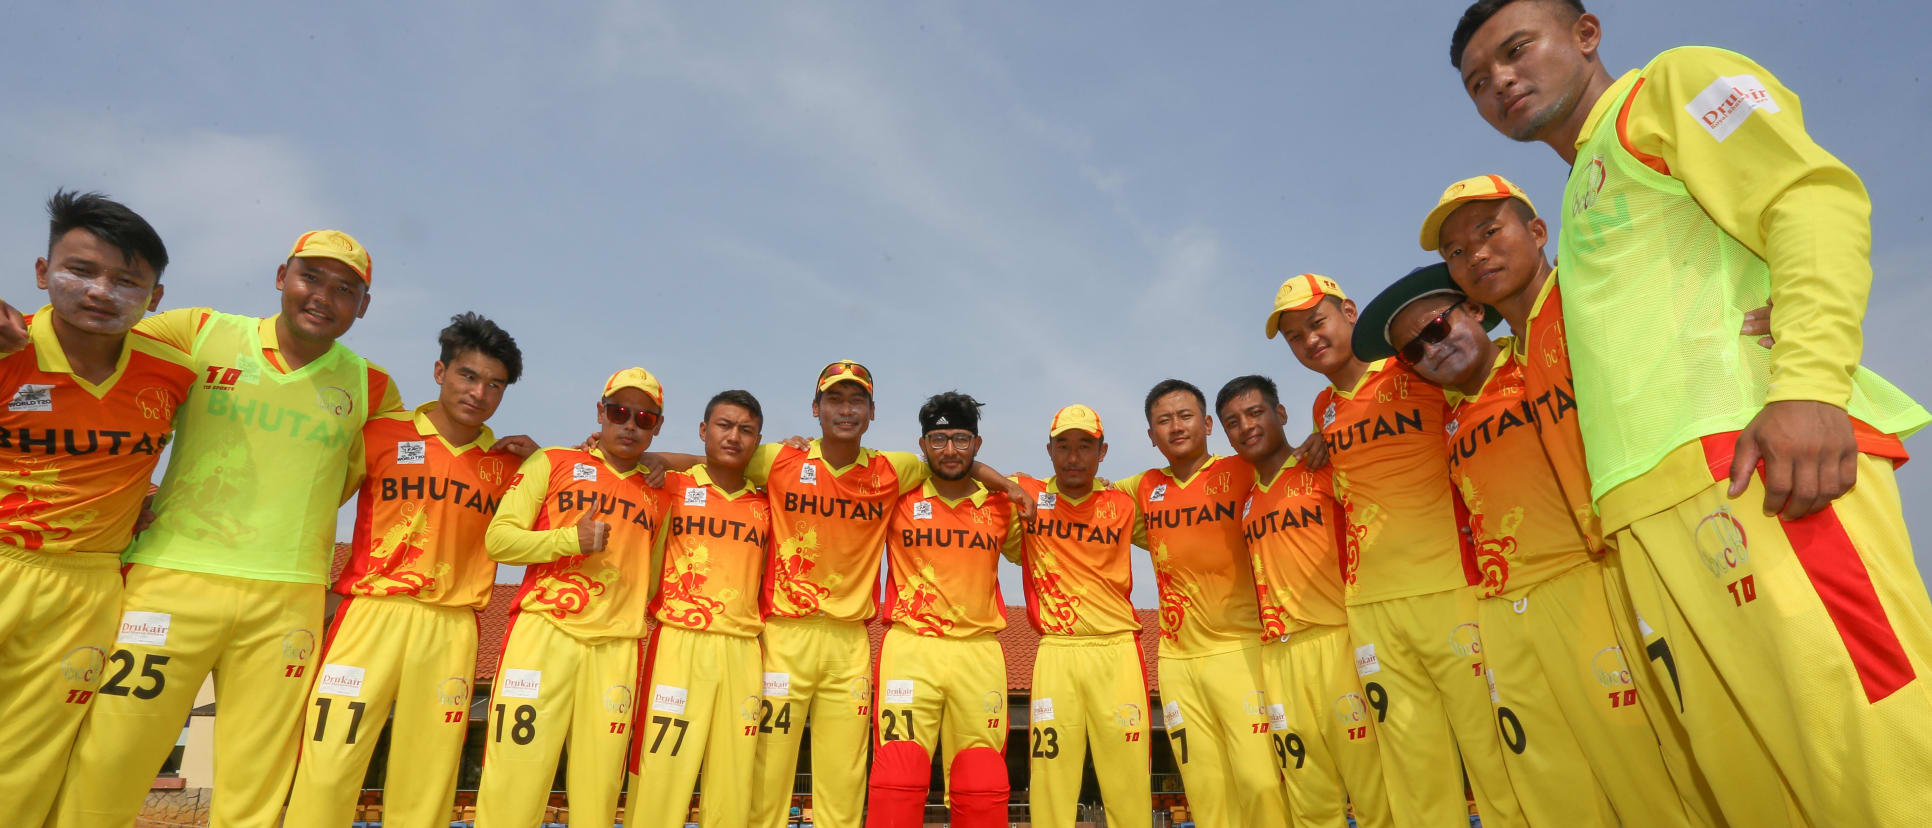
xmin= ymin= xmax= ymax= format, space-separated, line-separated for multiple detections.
xmin=8 ymin=384 xmax=52 ymax=412
xmin=912 ymin=501 xmax=934 ymax=520
xmin=1037 ymin=491 xmax=1057 ymax=510
xmin=1148 ymin=483 xmax=1167 ymax=503
xmin=318 ymin=664 xmax=366 ymax=698
xmin=396 ymin=441 xmax=426 ymax=465
xmin=684 ymin=487 xmax=707 ymax=507
xmin=499 ymin=668 xmax=542 ymax=699
xmin=1355 ymin=643 xmax=1381 ymax=677
xmin=1687 ymin=74 xmax=1780 ymax=142
xmin=572 ymin=463 xmax=598 ymax=481
xmin=1322 ymin=402 xmax=1337 ymax=429
xmin=117 ymin=611 xmax=171 ymax=646
xmin=799 ymin=463 xmax=818 ymax=485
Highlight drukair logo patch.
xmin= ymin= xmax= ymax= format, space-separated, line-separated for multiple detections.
xmin=1687 ymin=74 xmax=1780 ymax=142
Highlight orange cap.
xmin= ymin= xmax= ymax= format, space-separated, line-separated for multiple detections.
xmin=602 ymin=367 xmax=664 ymax=408
xmin=287 ymin=230 xmax=372 ymax=284
xmin=816 ymin=360 xmax=874 ymax=395
xmin=1264 ymin=274 xmax=1347 ymax=339
xmin=1048 ymin=404 xmax=1104 ymax=439
xmin=1418 ymin=174 xmax=1537 ymax=251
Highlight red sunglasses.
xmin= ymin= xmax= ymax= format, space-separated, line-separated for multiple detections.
xmin=1397 ymin=309 xmax=1455 ymax=365
xmin=603 ymin=402 xmax=663 ymax=430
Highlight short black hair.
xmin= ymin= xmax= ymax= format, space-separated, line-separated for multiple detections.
xmin=919 ymin=391 xmax=983 ymax=435
xmin=437 ymin=312 xmax=523 ymax=384
xmin=1143 ymin=379 xmax=1206 ymax=422
xmin=1451 ymin=0 xmax=1587 ymax=70
xmin=46 ymin=189 xmax=169 ymax=278
xmin=705 ymin=389 xmax=764 ymax=424
xmin=1215 ymin=375 xmax=1281 ymax=419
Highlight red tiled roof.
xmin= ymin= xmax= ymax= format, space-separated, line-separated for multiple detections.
xmin=333 ymin=544 xmax=1167 ymax=690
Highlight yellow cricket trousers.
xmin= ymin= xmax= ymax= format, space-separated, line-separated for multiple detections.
xmin=0 ymin=548 xmax=121 ymax=825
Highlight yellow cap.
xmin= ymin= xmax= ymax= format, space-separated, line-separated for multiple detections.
xmin=816 ymin=360 xmax=874 ymax=395
xmin=602 ymin=367 xmax=664 ymax=408
xmin=1417 ymin=174 xmax=1537 ymax=251
xmin=287 ymin=230 xmax=373 ymax=284
xmin=1048 ymin=404 xmax=1104 ymax=439
xmin=1264 ymin=274 xmax=1347 ymax=339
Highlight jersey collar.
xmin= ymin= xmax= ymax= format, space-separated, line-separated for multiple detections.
xmin=1253 ymin=457 xmax=1305 ymax=492
xmin=588 ymin=445 xmax=642 ymax=478
xmin=920 ymin=477 xmax=990 ymax=508
xmin=28 ymin=305 xmax=136 ymax=397
xmin=806 ymin=438 xmax=877 ymax=476
xmin=1575 ymin=69 xmax=1642 ymax=156
xmin=1328 ymin=358 xmax=1391 ymax=399
xmin=1443 ymin=342 xmax=1516 ymax=407
xmin=691 ymin=464 xmax=757 ymax=500
xmin=412 ymin=401 xmax=497 ymax=455
xmin=1514 ymin=269 xmax=1561 ymax=359
xmin=1158 ymin=454 xmax=1225 ymax=488
xmin=1044 ymin=476 xmax=1100 ymax=506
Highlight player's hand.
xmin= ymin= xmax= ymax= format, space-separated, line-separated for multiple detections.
xmin=0 ymin=301 xmax=26 ymax=355
xmin=1003 ymin=479 xmax=1037 ymax=521
xmin=1728 ymin=399 xmax=1857 ymax=520
xmin=576 ymin=432 xmax=599 ymax=452
xmin=134 ymin=506 xmax=157 ymax=534
xmin=782 ymin=435 xmax=811 ymax=452
xmin=491 ymin=434 xmax=539 ymax=458
xmin=576 ymin=495 xmax=611 ymax=553
xmin=1292 ymin=431 xmax=1330 ymax=469
xmin=1741 ymin=301 xmax=1774 ymax=349
xmin=638 ymin=453 xmax=669 ymax=488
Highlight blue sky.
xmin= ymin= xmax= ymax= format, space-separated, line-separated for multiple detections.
xmin=5 ymin=1 xmax=1928 ymax=604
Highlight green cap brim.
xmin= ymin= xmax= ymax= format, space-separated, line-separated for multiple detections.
xmin=1350 ymin=263 xmax=1504 ymax=362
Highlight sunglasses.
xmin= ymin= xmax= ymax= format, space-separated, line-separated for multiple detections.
xmin=603 ymin=401 xmax=663 ymax=430
xmin=1397 ymin=309 xmax=1455 ymax=365
xmin=819 ymin=361 xmax=873 ymax=385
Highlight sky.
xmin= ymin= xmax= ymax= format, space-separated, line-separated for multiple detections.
xmin=4 ymin=1 xmax=1928 ymax=606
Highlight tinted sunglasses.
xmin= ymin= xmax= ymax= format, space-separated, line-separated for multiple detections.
xmin=603 ymin=402 xmax=663 ymax=430
xmin=1397 ymin=309 xmax=1455 ymax=365
xmin=818 ymin=361 xmax=872 ymax=385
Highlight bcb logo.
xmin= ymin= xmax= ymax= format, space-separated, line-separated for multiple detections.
xmin=1449 ymin=623 xmax=1483 ymax=658
xmin=476 ymin=456 xmax=508 ymax=486
xmin=603 ymin=684 xmax=634 ymax=715
xmin=1591 ymin=646 xmax=1633 ymax=689
xmin=281 ymin=629 xmax=316 ymax=661
xmin=1113 ymin=703 xmax=1141 ymax=728
xmin=135 ymin=387 xmax=179 ymax=421
xmin=317 ymin=386 xmax=354 ymax=416
xmin=60 ymin=646 xmax=107 ymax=683
xmin=1695 ymin=506 xmax=1749 ymax=578
xmin=437 ymin=677 xmax=469 ymax=706
xmin=1333 ymin=692 xmax=1370 ymax=725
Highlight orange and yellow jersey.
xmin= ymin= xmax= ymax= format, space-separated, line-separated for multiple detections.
xmin=652 ymin=466 xmax=770 ymax=639
xmin=1241 ymin=458 xmax=1348 ymax=637
xmin=1446 ymin=343 xmax=1594 ymax=600
xmin=1116 ymin=454 xmax=1263 ymax=657
xmin=1316 ymin=358 xmax=1475 ymax=605
xmin=132 ymin=307 xmax=401 ymax=415
xmin=883 ymin=480 xmax=1016 ymax=638
xmin=745 ymin=440 xmax=928 ymax=622
xmin=486 ymin=446 xmax=669 ymax=641
xmin=1009 ymin=474 xmax=1138 ymax=638
xmin=333 ymin=402 xmax=519 ymax=609
xmin=0 ymin=307 xmax=193 ymax=555
xmin=1516 ymin=273 xmax=1603 ymax=553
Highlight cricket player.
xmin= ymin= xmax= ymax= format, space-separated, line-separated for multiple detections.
xmin=1355 ymin=263 xmax=1697 ymax=826
xmin=1216 ymin=375 xmax=1392 ymax=828
xmin=1009 ymin=404 xmax=1151 ymax=828
xmin=45 ymin=229 xmax=402 ymax=828
xmin=477 ymin=367 xmax=669 ymax=828
xmin=1453 ymin=1 xmax=1932 ymax=822
xmin=867 ymin=392 xmax=1015 ymax=828
xmin=0 ymin=192 xmax=190 ymax=824
xmin=285 ymin=313 xmax=530 ymax=828
xmin=627 ymin=389 xmax=771 ymax=828
xmin=645 ymin=360 xmax=1028 ymax=828
xmin=1113 ymin=380 xmax=1286 ymax=828
xmin=1268 ymin=274 xmax=1524 ymax=827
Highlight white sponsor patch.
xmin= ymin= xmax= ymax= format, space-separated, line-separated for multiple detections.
xmin=912 ymin=501 xmax=934 ymax=520
xmin=1037 ymin=492 xmax=1057 ymax=510
xmin=1637 ymin=613 xmax=1656 ymax=637
xmin=884 ymin=679 xmax=915 ymax=705
xmin=763 ymin=672 xmax=791 ymax=698
xmin=1322 ymin=403 xmax=1337 ymax=429
xmin=572 ymin=463 xmax=598 ymax=481
xmin=684 ymin=487 xmax=707 ymax=507
xmin=1163 ymin=700 xmax=1183 ymax=728
xmin=1687 ymin=74 xmax=1780 ymax=142
xmin=799 ymin=464 xmax=818 ymax=485
xmin=317 ymin=663 xmax=366 ymax=698
xmin=1031 ymin=698 xmax=1055 ymax=724
xmin=1268 ymin=703 xmax=1289 ymax=732
xmin=1355 ymin=643 xmax=1381 ymax=677
xmin=500 ymin=669 xmax=542 ymax=699
xmin=1242 ymin=496 xmax=1253 ymax=519
xmin=1445 ymin=419 xmax=1461 ymax=438
xmin=395 ymin=440 xmax=426 ymax=465
xmin=1148 ymin=483 xmax=1168 ymax=503
xmin=8 ymin=384 xmax=52 ymax=412
xmin=116 ymin=611 xmax=171 ymax=646
xmin=651 ymin=684 xmax=689 ymax=715
xmin=1485 ymin=667 xmax=1500 ymax=703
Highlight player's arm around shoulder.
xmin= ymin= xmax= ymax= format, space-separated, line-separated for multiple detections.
xmin=485 ymin=448 xmax=580 ymax=563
